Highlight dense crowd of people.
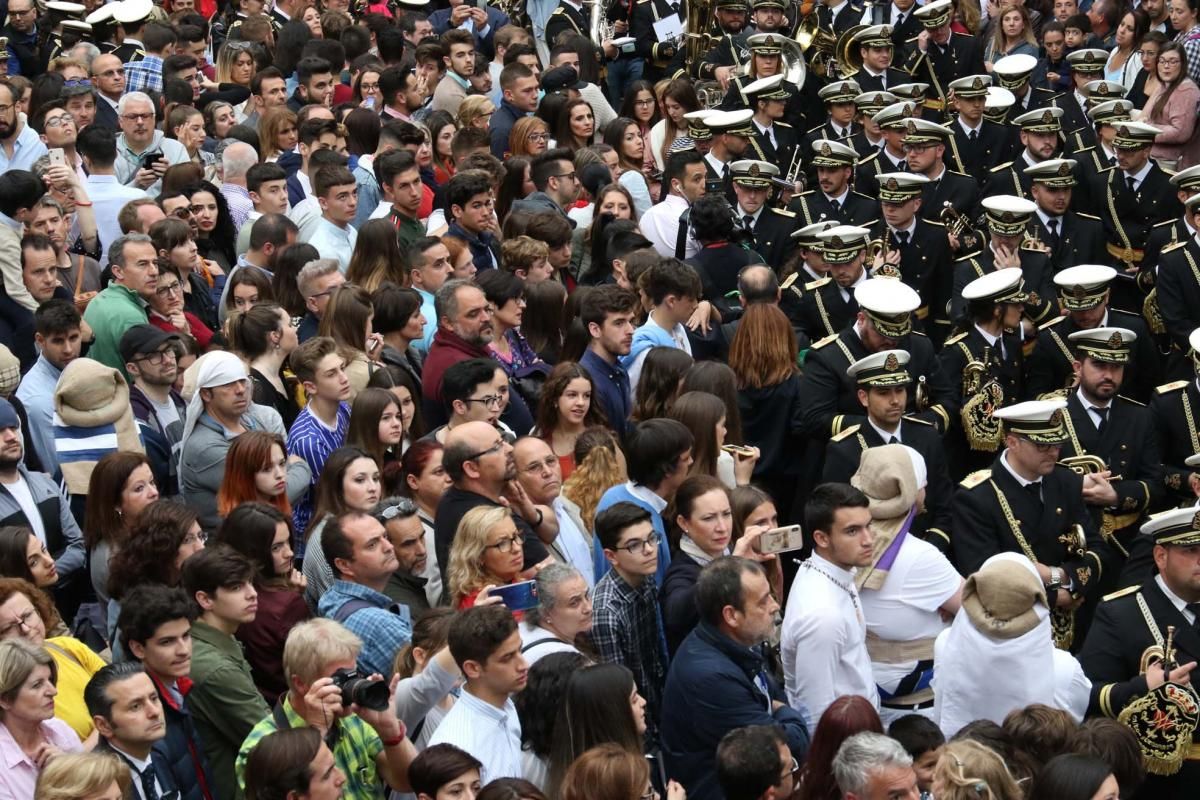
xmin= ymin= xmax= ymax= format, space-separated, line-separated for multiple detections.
xmin=2 ymin=0 xmax=1200 ymax=797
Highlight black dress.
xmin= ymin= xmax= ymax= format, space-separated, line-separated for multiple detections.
xmin=250 ymin=367 xmax=301 ymax=429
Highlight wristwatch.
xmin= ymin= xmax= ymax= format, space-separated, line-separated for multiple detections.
xmin=1045 ymin=567 xmax=1063 ymax=594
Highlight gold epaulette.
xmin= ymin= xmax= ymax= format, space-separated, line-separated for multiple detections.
xmin=990 ymin=161 xmax=1014 ymax=172
xmin=1073 ymin=145 xmax=1096 ymax=153
xmin=830 ymin=424 xmax=862 ymax=442
xmin=925 ymin=218 xmax=946 ymax=227
xmin=805 ymin=276 xmax=832 ymax=291
xmin=1163 ymin=240 xmax=1188 ymax=254
xmin=770 ymin=207 xmax=796 ymax=218
xmin=1102 ymin=584 xmax=1140 ymax=602
xmin=1039 ymin=315 xmax=1065 ymax=330
xmin=1119 ymin=394 xmax=1146 ymax=407
xmin=812 ymin=333 xmax=838 ymax=348
xmin=960 ymin=468 xmax=991 ymax=488
xmin=902 ymin=415 xmax=934 ymax=425
xmin=858 ymin=150 xmax=881 ymax=165
xmin=806 ymin=123 xmax=826 ymax=134
xmin=954 ymin=252 xmax=981 ymax=262
xmin=781 ymin=272 xmax=799 ymax=290
xmin=1157 ymin=380 xmax=1189 ymax=394
xmin=850 ymin=191 xmax=875 ymax=201
xmin=905 ymin=34 xmax=921 ymax=43
xmin=944 ymin=331 xmax=968 ymax=345
xmin=911 ymin=329 xmax=928 ymax=337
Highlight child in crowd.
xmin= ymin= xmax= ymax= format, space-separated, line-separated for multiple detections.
xmin=889 ymin=714 xmax=947 ymax=799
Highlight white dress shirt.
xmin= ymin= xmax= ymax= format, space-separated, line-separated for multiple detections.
xmin=306 ymin=216 xmax=358 ymax=273
xmin=640 ymin=193 xmax=699 ymax=259
xmin=427 ymin=688 xmax=524 ymax=782
xmin=86 ymin=174 xmax=151 ymax=267
xmin=782 ymin=552 xmax=880 ymax=727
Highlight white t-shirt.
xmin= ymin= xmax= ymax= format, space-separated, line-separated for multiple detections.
xmin=3 ymin=475 xmax=46 ymax=543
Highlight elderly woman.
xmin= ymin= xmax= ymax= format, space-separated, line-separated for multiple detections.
xmin=851 ymin=444 xmax=964 ymax=727
xmin=0 ymin=640 xmax=82 ymax=799
xmin=933 ymin=552 xmax=1091 ymax=737
xmin=518 ymin=564 xmax=593 ymax=664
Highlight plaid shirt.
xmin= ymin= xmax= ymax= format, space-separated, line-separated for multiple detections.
xmin=123 ymin=54 xmax=164 ymax=95
xmin=592 ymin=569 xmax=668 ymax=735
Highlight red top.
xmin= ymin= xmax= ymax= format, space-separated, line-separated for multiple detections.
xmin=235 ymin=585 xmax=310 ymax=705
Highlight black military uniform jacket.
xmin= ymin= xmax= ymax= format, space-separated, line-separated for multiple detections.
xmin=1141 ymin=217 xmax=1190 ymax=279
xmin=1055 ymin=89 xmax=1093 ymax=140
xmin=1028 ymin=210 xmax=1107 ymax=272
xmin=953 ymin=456 xmax=1106 ymax=589
xmin=746 ymin=120 xmax=798 ymax=177
xmin=823 ymin=417 xmax=955 ymax=550
xmin=799 ymin=325 xmax=954 ymax=438
xmin=742 ymin=206 xmax=797 ymax=272
xmin=688 ymin=241 xmax=763 ymax=317
xmin=694 ymin=31 xmax=751 ymax=79
xmin=796 ymin=276 xmax=860 ymax=342
xmin=950 ymin=245 xmax=1057 ymax=325
xmin=867 ymin=218 xmax=953 ymax=325
xmin=112 ymin=37 xmax=146 ymax=65
xmin=863 ymin=3 xmax=923 ymax=53
xmin=856 ymin=148 xmax=911 ymax=196
xmin=545 ymin=1 xmax=589 ymax=46
xmin=1058 ymin=390 xmax=1163 ymax=553
xmin=854 ymin=66 xmax=913 ymax=94
xmin=1102 ymin=162 xmax=1182 ymax=267
xmin=850 ymin=131 xmax=886 ymax=160
xmin=937 ymin=325 xmax=1024 ymax=421
xmin=1150 ymin=378 xmax=1200 ymax=503
xmin=981 ymin=153 xmax=1039 ymax=201
xmin=799 ymin=121 xmax=862 ymax=184
xmin=918 ymin=168 xmax=980 ymax=224
xmin=779 ymin=266 xmax=828 ymax=336
xmin=1078 ymin=580 xmax=1200 ymax=800
xmin=788 ymin=189 xmax=878 ymax=227
xmin=1025 ymin=310 xmax=1161 ymax=403
xmin=901 ymin=32 xmax=986 ymax=106
xmin=631 ymin=0 xmax=686 ymax=77
xmin=1154 ymin=237 xmax=1200 ymax=354
xmin=819 ymin=0 xmax=864 ymax=35
xmin=946 ymin=118 xmax=1010 ymax=177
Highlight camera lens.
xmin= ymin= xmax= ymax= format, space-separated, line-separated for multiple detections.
xmin=345 ymin=676 xmax=391 ymax=711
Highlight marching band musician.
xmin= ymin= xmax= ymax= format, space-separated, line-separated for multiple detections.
xmin=856 ymin=100 xmax=913 ymax=196
xmin=698 ymin=108 xmax=755 ymax=199
xmin=818 ymin=0 xmax=862 ymax=36
xmin=939 ymin=269 xmax=1028 ymax=476
xmin=692 ymin=0 xmax=752 ymax=83
xmin=1099 ymin=121 xmax=1182 ymax=279
xmin=730 ymin=159 xmax=797 ymax=271
xmin=861 ymin=0 xmax=923 ymax=52
xmin=953 ymin=396 xmax=1109 ymax=651
xmin=1154 ymin=194 xmax=1200 ymax=359
xmin=748 ymin=0 xmax=790 ymax=34
xmin=789 ymin=138 xmax=877 ymax=227
xmin=823 ymin=350 xmax=956 ymax=554
xmin=1026 ymin=265 xmax=1160 ymax=405
xmin=903 ymin=0 xmax=986 ymax=122
xmin=778 ymin=220 xmax=838 ymax=333
xmin=993 ymin=53 xmax=1053 ymax=125
xmin=630 ymin=0 xmax=686 ymax=81
xmin=1024 ymin=158 xmax=1108 ymax=272
xmin=950 ymin=196 xmax=1057 ymax=328
xmin=798 ymin=79 xmax=863 ymax=185
xmin=1053 ymin=327 xmax=1163 ymax=586
xmin=796 ymin=224 xmax=874 ymax=343
xmin=1070 ymin=99 xmax=1131 ymax=192
xmin=868 ymin=171 xmax=954 ymax=344
xmin=1078 ymin=506 xmax=1200 ymax=800
xmin=902 ymin=117 xmax=981 ymax=227
xmin=720 ymin=32 xmax=813 ymax=132
xmin=1149 ymin=328 xmax=1200 ymax=506
xmin=1140 ymin=165 xmax=1200 ymax=281
xmin=1057 ymin=48 xmax=1111 ymax=142
xmin=849 ymin=90 xmax=897 ymax=159
xmin=739 ymin=73 xmax=798 ymax=173
xmin=851 ymin=24 xmax=910 ymax=93
xmin=982 ymin=107 xmax=1066 ymax=202
xmin=799 ymin=274 xmax=953 ymax=440
xmin=945 ymin=74 xmax=1009 ymax=176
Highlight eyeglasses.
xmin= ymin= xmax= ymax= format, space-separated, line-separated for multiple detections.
xmin=182 ymin=530 xmax=208 ymax=546
xmin=527 ymin=132 xmax=549 ymax=142
xmin=465 ymin=438 xmax=505 ymax=461
xmin=122 ymin=112 xmax=155 ymax=122
xmin=552 ymin=171 xmax=578 ymax=182
xmin=154 ymin=282 xmax=183 ymax=298
xmin=485 ymin=533 xmax=523 ymax=553
xmin=0 ymin=104 xmax=14 ymax=115
xmin=62 ymin=79 xmax=92 ymax=89
xmin=1159 ymin=57 xmax=1182 ymax=65
xmin=43 ymin=115 xmax=73 ymax=129
xmin=136 ymin=347 xmax=179 ymax=364
xmin=465 ymin=395 xmax=503 ymax=409
xmin=377 ymin=498 xmax=418 ymax=520
xmin=634 ymin=97 xmax=655 ymax=107
xmin=169 ymin=206 xmax=193 ymax=219
xmin=616 ymin=532 xmax=660 ymax=555
xmin=0 ymin=607 xmax=38 ymax=637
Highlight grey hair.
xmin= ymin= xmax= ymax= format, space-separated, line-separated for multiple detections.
xmin=34 ymin=195 xmax=66 ymax=216
xmin=117 ymin=91 xmax=155 ymax=117
xmin=434 ymin=278 xmax=475 ymax=324
xmin=297 ymin=258 xmax=341 ymax=298
xmin=221 ymin=141 xmax=258 ymax=180
xmin=526 ymin=562 xmax=583 ymax=626
xmin=70 ymin=41 xmax=101 ymax=66
xmin=109 ymin=233 xmax=154 ymax=269
xmin=832 ymin=732 xmax=914 ymax=797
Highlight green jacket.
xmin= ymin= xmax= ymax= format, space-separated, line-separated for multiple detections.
xmin=188 ymin=620 xmax=270 ymax=800
xmin=82 ymin=283 xmax=149 ymax=377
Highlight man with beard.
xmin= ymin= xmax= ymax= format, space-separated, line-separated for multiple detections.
xmin=701 ymin=109 xmax=754 ymax=199
xmin=434 ymin=421 xmax=555 ymax=588
xmin=982 ymin=107 xmax=1065 ymax=201
xmin=1054 ymin=327 xmax=1163 ymax=587
xmin=17 ymin=300 xmax=83 ymax=478
xmin=374 ymin=496 xmax=434 ymax=613
xmin=796 ymin=225 xmax=873 ymax=342
xmin=121 ymin=325 xmax=187 ymax=496
xmin=694 ymin=0 xmax=752 ymax=84
xmin=902 ymin=118 xmax=980 ymax=226
xmin=790 ymin=139 xmax=876 ymax=227
xmin=423 ymin=280 xmax=496 ymax=417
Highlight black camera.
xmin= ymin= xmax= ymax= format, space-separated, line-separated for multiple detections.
xmin=330 ymin=667 xmax=390 ymax=711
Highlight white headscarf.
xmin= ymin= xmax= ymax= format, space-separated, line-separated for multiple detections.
xmin=178 ymin=351 xmax=251 ymax=451
xmin=932 ymin=552 xmax=1057 ymax=737
xmin=900 ymin=445 xmax=928 ymax=490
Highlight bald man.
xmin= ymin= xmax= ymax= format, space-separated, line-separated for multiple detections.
xmin=512 ymin=436 xmax=593 ymax=584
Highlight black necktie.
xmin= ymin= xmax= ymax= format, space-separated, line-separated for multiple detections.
xmin=968 ymin=129 xmax=978 ymax=142
xmin=1046 ymin=217 xmax=1060 ymax=249
xmin=722 ymin=163 xmax=730 ymax=179
xmin=141 ymin=767 xmax=160 ymax=800
xmin=888 ymin=435 xmax=900 ymax=444
xmin=895 ymin=229 xmax=910 ymax=248
xmin=895 ymin=11 xmax=904 ymax=26
xmin=831 ymin=199 xmax=841 ymax=214
xmin=1127 ymin=175 xmax=1137 ymax=192
xmin=1091 ymin=405 xmax=1109 ymax=433
xmin=1187 ymin=602 xmax=1200 ymax=629
xmin=742 ymin=214 xmax=754 ymax=231
xmin=1109 ymin=155 xmax=1118 ymax=167
xmin=846 ymin=285 xmax=856 ymax=306
xmin=1025 ymin=481 xmax=1042 ymax=502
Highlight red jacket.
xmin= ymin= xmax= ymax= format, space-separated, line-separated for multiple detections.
xmin=421 ymin=327 xmax=490 ymax=418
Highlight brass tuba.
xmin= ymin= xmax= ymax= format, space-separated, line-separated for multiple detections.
xmin=835 ymin=24 xmax=866 ymax=78
xmin=796 ymin=12 xmax=838 ymax=78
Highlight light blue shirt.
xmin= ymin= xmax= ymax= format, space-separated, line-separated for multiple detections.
xmin=0 ymin=121 xmax=47 ymax=172
xmin=307 ymin=216 xmax=357 ymax=273
xmin=15 ymin=356 xmax=63 ymax=478
xmin=426 ymin=688 xmax=523 ymax=783
xmin=113 ymin=131 xmax=190 ymax=198
xmin=414 ymin=287 xmax=437 ymax=354
xmin=85 ymin=174 xmax=151 ymax=266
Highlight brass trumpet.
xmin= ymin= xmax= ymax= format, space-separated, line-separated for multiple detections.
xmin=940 ymin=202 xmax=982 ymax=252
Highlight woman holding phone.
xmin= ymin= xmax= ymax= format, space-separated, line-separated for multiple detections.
xmin=446 ymin=506 xmax=530 ymax=612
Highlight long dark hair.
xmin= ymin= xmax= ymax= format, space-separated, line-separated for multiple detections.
xmin=547 ymin=664 xmax=644 ymax=795
xmin=107 ymin=500 xmax=200 ymax=600
xmin=1150 ymin=41 xmax=1190 ymax=120
xmin=216 ymin=502 xmax=294 ymax=589
xmin=244 ymin=727 xmax=323 ymax=800
xmin=84 ymin=452 xmax=153 ymax=550
xmin=0 ymin=527 xmax=38 ymax=584
xmin=496 ymin=156 xmax=531 ymax=225
xmin=367 ymin=364 xmax=427 ymax=439
xmin=619 ymin=79 xmax=662 ymax=129
xmin=602 ymin=116 xmax=642 ymax=171
xmin=347 ymin=387 xmax=403 ymax=470
xmin=273 ymin=243 xmax=318 ymax=317
xmin=535 ymin=361 xmax=608 ymax=437
xmin=522 ymin=279 xmax=569 ymax=363
xmin=681 ymin=361 xmax=744 ymax=445
xmin=632 ymin=347 xmax=694 ymax=422
xmin=308 ymin=446 xmax=378 ymax=532
xmin=515 ymin=651 xmax=589 ymax=760
xmin=186 ymin=180 xmax=237 ymax=268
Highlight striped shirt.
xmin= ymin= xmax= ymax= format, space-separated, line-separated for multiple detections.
xmin=426 ymin=688 xmax=523 ymax=783
xmin=286 ymin=402 xmax=350 ymax=552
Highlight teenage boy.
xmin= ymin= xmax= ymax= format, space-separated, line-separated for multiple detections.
xmin=287 ymin=336 xmax=352 ymax=543
xmin=428 ymin=605 xmax=528 ymax=782
xmin=444 ymin=170 xmax=500 ymax=273
xmin=118 ymin=583 xmax=215 ymax=800
xmin=182 ymin=546 xmax=269 ymax=800
xmin=17 ymin=300 xmax=82 ymax=477
xmin=379 ymin=150 xmax=425 ymax=252
xmin=431 ymin=358 xmax=508 ymax=441
xmin=405 ymin=237 xmax=456 ymax=353
xmin=235 ymin=163 xmax=290 ymax=255
xmin=578 ymin=285 xmax=639 ymax=436
xmin=622 ymin=258 xmax=699 ymax=393
xmin=592 ymin=501 xmax=670 ymax=738
xmin=432 ymin=29 xmax=476 ymax=116
xmin=121 ymin=324 xmax=186 ymax=496
xmin=86 ymin=663 xmax=180 ymax=800
xmin=306 ymin=165 xmax=358 ymax=273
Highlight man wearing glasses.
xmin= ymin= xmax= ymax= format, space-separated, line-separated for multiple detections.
xmin=2 ymin=0 xmax=48 ymax=77
xmin=89 ymin=54 xmax=127 ymax=132
xmin=510 ymin=147 xmax=580 ymax=224
xmin=112 ymin=91 xmax=190 ymax=198
xmin=121 ymin=325 xmax=186 ymax=496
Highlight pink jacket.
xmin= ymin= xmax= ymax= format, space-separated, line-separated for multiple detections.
xmin=1146 ymin=78 xmax=1200 ymax=168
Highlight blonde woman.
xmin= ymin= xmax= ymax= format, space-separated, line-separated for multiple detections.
xmin=931 ymin=740 xmax=1023 ymax=800
xmin=215 ymin=41 xmax=256 ymax=88
xmin=561 ymin=427 xmax=627 ymax=536
xmin=447 ymin=505 xmax=526 ymax=610
xmin=259 ymin=107 xmax=299 ymax=163
xmin=458 ymin=95 xmax=496 ymax=132
xmin=34 ymin=752 xmax=129 ymax=800
xmin=984 ymin=3 xmax=1038 ymax=69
